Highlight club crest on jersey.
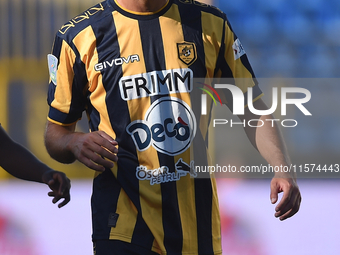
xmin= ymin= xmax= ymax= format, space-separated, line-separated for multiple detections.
xmin=177 ymin=42 xmax=197 ymax=66
xmin=126 ymin=97 xmax=197 ymax=156
xmin=47 ymin=54 xmax=58 ymax=85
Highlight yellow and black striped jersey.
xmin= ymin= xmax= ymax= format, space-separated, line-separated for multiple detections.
xmin=47 ymin=0 xmax=262 ymax=254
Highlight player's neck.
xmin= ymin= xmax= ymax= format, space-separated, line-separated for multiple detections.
xmin=115 ymin=0 xmax=168 ymax=13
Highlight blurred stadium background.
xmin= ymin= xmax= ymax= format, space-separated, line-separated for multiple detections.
xmin=0 ymin=0 xmax=339 ymax=254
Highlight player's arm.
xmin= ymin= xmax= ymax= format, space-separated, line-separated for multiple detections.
xmin=239 ymin=98 xmax=301 ymax=221
xmin=44 ymin=121 xmax=118 ymax=172
xmin=0 ymin=125 xmax=71 ymax=207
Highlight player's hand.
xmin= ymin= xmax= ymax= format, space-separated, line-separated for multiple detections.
xmin=270 ymin=177 xmax=301 ymax=220
xmin=70 ymin=131 xmax=118 ymax=172
xmin=42 ymin=170 xmax=71 ymax=208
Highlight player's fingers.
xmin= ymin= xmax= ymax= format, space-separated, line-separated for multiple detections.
xmin=78 ymin=155 xmax=109 ymax=172
xmin=51 ymin=173 xmax=65 ymax=195
xmin=47 ymin=178 xmax=55 ymax=190
xmin=96 ymin=132 xmax=119 ymax=155
xmin=274 ymin=181 xmax=294 ymax=212
xmin=52 ymin=195 xmax=63 ymax=204
xmin=47 ymin=178 xmax=55 ymax=185
xmin=78 ymin=149 xmax=111 ymax=169
xmin=270 ymin=180 xmax=279 ymax=204
xmin=48 ymin=191 xmax=56 ymax=197
xmin=98 ymin=131 xmax=118 ymax=145
xmin=54 ymin=173 xmax=71 ymax=196
xmin=61 ymin=177 xmax=71 ymax=196
xmin=277 ymin=195 xmax=301 ymax=220
xmin=58 ymin=194 xmax=71 ymax=208
xmin=89 ymin=153 xmax=115 ymax=169
xmin=96 ymin=146 xmax=118 ymax=163
xmin=275 ymin=194 xmax=296 ymax=218
xmin=275 ymin=182 xmax=300 ymax=217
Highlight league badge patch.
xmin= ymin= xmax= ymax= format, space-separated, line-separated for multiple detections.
xmin=47 ymin=54 xmax=58 ymax=85
xmin=232 ymin=38 xmax=246 ymax=60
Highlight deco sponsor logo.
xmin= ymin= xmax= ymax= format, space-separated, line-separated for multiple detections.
xmin=126 ymin=97 xmax=196 ymax=156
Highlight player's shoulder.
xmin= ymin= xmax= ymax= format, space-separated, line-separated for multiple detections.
xmin=55 ymin=0 xmax=113 ymax=42
xmin=173 ymin=0 xmax=226 ymax=19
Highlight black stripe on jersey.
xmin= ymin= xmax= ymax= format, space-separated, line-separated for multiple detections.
xmin=139 ymin=19 xmax=164 ymax=73
xmin=90 ymin=14 xmax=151 ymax=243
xmin=89 ymin=13 xmax=125 ymax=240
xmin=243 ymin=84 xmax=263 ymax=106
xmin=194 ymin=178 xmax=213 ymax=254
xmin=240 ymin=54 xmax=257 ymax=79
xmin=91 ymin=168 xmax=122 ymax=239
xmin=178 ymin=5 xmax=214 ymax=254
xmin=214 ymin=19 xmax=233 ymax=79
xmin=214 ymin=18 xmax=235 ymax=110
xmin=130 ymin=214 xmax=155 ymax=250
xmin=72 ymin=45 xmax=89 ymax=117
xmin=102 ymin=15 xmax=155 ymax=250
xmin=138 ymin=18 xmax=184 ymax=254
xmin=179 ymin=4 xmax=214 ymax=254
xmin=177 ymin=2 xmax=207 ymax=79
xmin=178 ymin=0 xmax=210 ymax=163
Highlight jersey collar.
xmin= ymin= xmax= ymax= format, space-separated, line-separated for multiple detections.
xmin=109 ymin=0 xmax=173 ymax=20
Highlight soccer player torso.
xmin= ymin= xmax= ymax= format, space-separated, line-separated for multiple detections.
xmin=47 ymin=0 xmax=259 ymax=254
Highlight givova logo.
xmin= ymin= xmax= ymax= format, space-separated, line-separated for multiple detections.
xmin=126 ymin=97 xmax=197 ymax=156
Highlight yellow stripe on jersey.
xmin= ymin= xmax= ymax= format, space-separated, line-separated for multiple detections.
xmin=110 ymin=188 xmax=138 ymax=242
xmin=72 ymin=25 xmax=118 ymax=183
xmin=223 ymin=21 xmax=255 ymax=92
xmin=73 ymin=26 xmax=117 ymax=140
xmin=51 ymin=40 xmax=75 ymax=114
xmin=72 ymin=26 xmax=95 ymax=92
xmin=159 ymin=4 xmax=187 ymax=71
xmin=112 ymin=10 xmax=165 ymax=251
xmin=201 ymin=11 xmax=224 ymax=78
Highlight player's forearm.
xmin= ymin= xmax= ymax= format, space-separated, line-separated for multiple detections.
xmin=254 ymin=115 xmax=293 ymax=174
xmin=253 ymin=118 xmax=296 ymax=179
xmin=10 ymin=147 xmax=53 ymax=182
xmin=0 ymin=138 xmax=49 ymax=182
xmin=44 ymin=121 xmax=79 ymax=164
xmin=242 ymin=99 xmax=295 ymax=179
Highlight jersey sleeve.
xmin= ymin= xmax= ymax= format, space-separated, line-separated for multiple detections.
xmin=47 ymin=34 xmax=88 ymax=126
xmin=215 ymin=16 xmax=263 ymax=108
